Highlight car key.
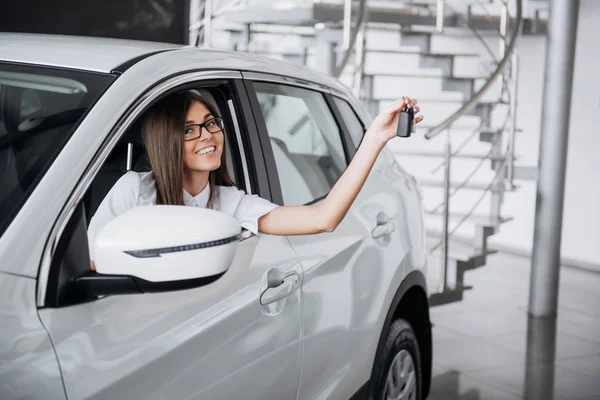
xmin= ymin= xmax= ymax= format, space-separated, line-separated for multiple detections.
xmin=396 ymin=105 xmax=414 ymax=138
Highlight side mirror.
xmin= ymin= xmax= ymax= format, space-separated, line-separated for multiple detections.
xmin=77 ymin=206 xmax=241 ymax=296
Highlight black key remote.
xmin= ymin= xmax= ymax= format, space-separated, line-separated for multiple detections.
xmin=396 ymin=106 xmax=414 ymax=138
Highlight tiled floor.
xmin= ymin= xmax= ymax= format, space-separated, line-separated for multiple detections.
xmin=426 ymin=251 xmax=600 ymax=400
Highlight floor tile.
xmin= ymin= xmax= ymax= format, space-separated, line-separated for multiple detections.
xmin=428 ymin=368 xmax=520 ymax=400
xmin=432 ymin=309 xmax=528 ymax=338
xmin=557 ymin=311 xmax=600 ymax=345
xmin=431 ymin=324 xmax=472 ymax=341
xmin=433 ymin=336 xmax=525 ymax=372
xmin=481 ymin=329 xmax=600 ymax=362
xmin=427 ymin=248 xmax=600 ymax=400
xmin=558 ymin=354 xmax=600 ymax=379
xmin=467 ymin=363 xmax=600 ymax=400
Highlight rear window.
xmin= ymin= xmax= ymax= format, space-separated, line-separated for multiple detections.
xmin=0 ymin=63 xmax=115 ymax=236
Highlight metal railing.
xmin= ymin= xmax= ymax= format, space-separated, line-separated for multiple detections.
xmin=427 ymin=0 xmax=522 ymax=291
xmin=425 ymin=0 xmax=523 ymax=140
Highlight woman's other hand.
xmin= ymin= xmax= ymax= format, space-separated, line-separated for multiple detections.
xmin=365 ymin=97 xmax=423 ymax=147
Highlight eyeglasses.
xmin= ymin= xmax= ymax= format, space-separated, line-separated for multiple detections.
xmin=183 ymin=118 xmax=224 ymax=141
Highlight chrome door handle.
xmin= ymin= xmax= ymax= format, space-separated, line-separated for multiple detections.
xmin=372 ymin=212 xmax=395 ymax=239
xmin=260 ymin=274 xmax=299 ymax=306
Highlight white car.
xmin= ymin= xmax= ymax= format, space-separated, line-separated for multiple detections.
xmin=0 ymin=33 xmax=431 ymax=400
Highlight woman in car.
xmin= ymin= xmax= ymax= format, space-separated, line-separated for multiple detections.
xmin=88 ymin=90 xmax=422 ymax=266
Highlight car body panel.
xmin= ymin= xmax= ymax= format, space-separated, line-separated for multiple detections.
xmin=240 ymin=73 xmax=427 ymax=398
xmin=0 ymin=272 xmax=66 ymax=400
xmin=289 ymin=149 xmax=424 ymax=400
xmin=39 ymin=235 xmax=303 ymax=399
xmin=0 ymin=33 xmax=180 ymax=72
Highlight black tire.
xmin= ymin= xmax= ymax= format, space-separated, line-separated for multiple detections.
xmin=370 ymin=319 xmax=422 ymax=400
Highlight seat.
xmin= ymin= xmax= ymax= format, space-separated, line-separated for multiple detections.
xmin=0 ymin=121 xmax=22 ymax=209
xmin=84 ymin=119 xmax=148 ymax=223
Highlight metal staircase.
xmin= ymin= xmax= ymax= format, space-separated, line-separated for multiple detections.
xmin=192 ymin=0 xmax=548 ymax=306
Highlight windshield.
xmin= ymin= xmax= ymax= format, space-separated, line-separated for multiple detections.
xmin=0 ymin=63 xmax=115 ymax=237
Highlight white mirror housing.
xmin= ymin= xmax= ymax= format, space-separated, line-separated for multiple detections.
xmin=94 ymin=205 xmax=241 ymax=287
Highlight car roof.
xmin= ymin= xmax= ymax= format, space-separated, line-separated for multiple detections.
xmin=0 ymin=33 xmax=180 ymax=72
xmin=0 ymin=33 xmax=350 ymax=95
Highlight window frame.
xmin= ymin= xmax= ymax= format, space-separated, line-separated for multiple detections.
xmin=37 ymin=71 xmax=268 ymax=308
xmin=329 ymin=94 xmax=367 ymax=151
xmin=243 ymin=74 xmax=356 ymax=206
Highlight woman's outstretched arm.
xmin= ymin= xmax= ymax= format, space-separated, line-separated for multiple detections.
xmin=258 ymin=97 xmax=423 ymax=236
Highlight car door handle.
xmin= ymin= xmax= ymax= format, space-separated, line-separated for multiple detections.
xmin=260 ymin=274 xmax=299 ymax=306
xmin=372 ymin=212 xmax=395 ymax=239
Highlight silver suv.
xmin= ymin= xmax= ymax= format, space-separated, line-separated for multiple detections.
xmin=0 ymin=33 xmax=431 ymax=400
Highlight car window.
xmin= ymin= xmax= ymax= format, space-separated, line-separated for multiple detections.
xmin=253 ymin=82 xmax=347 ymax=206
xmin=333 ymin=96 xmax=365 ymax=148
xmin=0 ymin=63 xmax=115 ymax=237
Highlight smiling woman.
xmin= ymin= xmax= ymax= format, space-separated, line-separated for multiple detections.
xmin=87 ymin=90 xmax=278 ymax=262
xmin=142 ymin=91 xmax=235 ymax=208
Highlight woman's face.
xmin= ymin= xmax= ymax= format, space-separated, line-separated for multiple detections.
xmin=182 ymin=101 xmax=224 ymax=174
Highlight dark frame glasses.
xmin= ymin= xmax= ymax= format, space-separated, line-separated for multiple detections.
xmin=183 ymin=118 xmax=224 ymax=141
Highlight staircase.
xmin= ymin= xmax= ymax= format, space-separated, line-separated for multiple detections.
xmin=194 ymin=0 xmax=548 ymax=306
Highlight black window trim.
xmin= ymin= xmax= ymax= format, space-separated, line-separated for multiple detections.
xmin=330 ymin=94 xmax=369 ymax=147
xmin=324 ymin=93 xmax=358 ymax=160
xmin=37 ymin=70 xmax=268 ymax=308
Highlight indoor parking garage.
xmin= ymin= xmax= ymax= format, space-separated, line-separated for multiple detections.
xmin=0 ymin=1 xmax=598 ymax=399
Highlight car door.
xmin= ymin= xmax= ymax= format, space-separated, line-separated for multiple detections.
xmin=244 ymin=75 xmax=415 ymax=400
xmin=37 ymin=73 xmax=303 ymax=400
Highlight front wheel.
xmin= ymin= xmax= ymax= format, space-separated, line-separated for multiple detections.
xmin=371 ymin=319 xmax=422 ymax=400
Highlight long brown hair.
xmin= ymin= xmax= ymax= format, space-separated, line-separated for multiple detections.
xmin=142 ymin=90 xmax=235 ymax=208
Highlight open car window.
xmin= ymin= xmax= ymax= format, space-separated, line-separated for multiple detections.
xmin=0 ymin=63 xmax=115 ymax=237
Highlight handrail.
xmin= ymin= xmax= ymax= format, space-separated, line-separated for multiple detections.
xmin=334 ymin=0 xmax=367 ymax=78
xmin=424 ymin=0 xmax=522 ymax=140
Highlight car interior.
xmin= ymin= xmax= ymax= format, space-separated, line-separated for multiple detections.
xmin=0 ymin=71 xmax=92 ymax=236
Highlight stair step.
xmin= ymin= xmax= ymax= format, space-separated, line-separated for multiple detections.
xmin=365 ymin=72 xmax=488 ymax=80
xmin=365 ymin=48 xmax=479 ymax=57
xmin=393 ymin=149 xmax=510 ymax=161
xmin=418 ymin=179 xmax=517 ymax=192
xmin=353 ymin=67 xmax=446 ymax=77
xmin=480 ymin=128 xmax=523 ymax=143
xmin=223 ymin=24 xmax=317 ymax=37
xmin=373 ymin=97 xmax=509 ymax=106
xmin=375 ymin=93 xmax=466 ymax=103
xmin=512 ymin=165 xmax=539 ymax=181
xmin=425 ymin=212 xmax=513 ymax=227
xmin=426 ymin=236 xmax=499 ymax=262
xmin=250 ymin=49 xmax=310 ymax=58
xmin=429 ymin=284 xmax=472 ymax=306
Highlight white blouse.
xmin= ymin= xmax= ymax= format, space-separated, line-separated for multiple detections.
xmin=87 ymin=171 xmax=279 ymax=259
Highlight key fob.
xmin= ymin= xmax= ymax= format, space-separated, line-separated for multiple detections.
xmin=396 ymin=106 xmax=414 ymax=138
